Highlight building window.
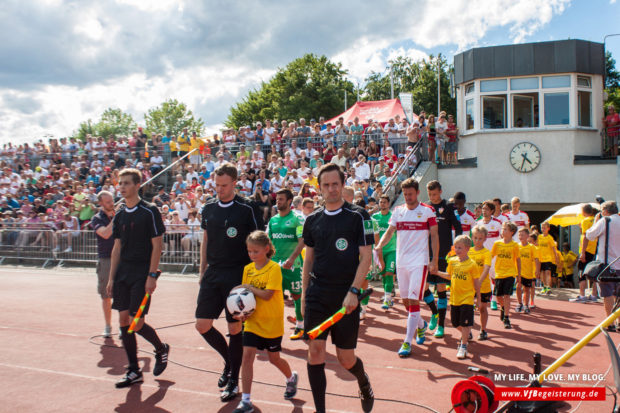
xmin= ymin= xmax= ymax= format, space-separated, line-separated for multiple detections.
xmin=577 ymin=76 xmax=591 ymax=88
xmin=510 ymin=77 xmax=539 ymax=90
xmin=578 ymin=91 xmax=592 ymax=127
xmin=480 ymin=79 xmax=507 ymax=92
xmin=482 ymin=96 xmax=506 ymax=129
xmin=544 ymin=92 xmax=569 ymax=125
xmin=465 ymin=83 xmax=475 ymax=95
xmin=466 ymin=99 xmax=474 ymax=130
xmin=542 ymin=75 xmax=570 ymax=88
xmin=513 ymin=93 xmax=539 ymax=127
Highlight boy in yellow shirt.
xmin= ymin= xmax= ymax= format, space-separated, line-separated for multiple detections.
xmin=537 ymin=222 xmax=560 ymax=295
xmin=575 ymin=204 xmax=599 ymax=301
xmin=434 ymin=235 xmax=480 ymax=359
xmin=491 ymin=222 xmax=521 ymax=329
xmin=517 ymin=228 xmax=539 ymax=314
xmin=234 ymin=231 xmax=298 ymax=412
xmin=468 ymin=225 xmax=492 ymax=340
xmin=561 ymin=243 xmax=577 ymax=288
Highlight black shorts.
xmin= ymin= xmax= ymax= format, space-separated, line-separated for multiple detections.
xmin=540 ymin=262 xmax=556 ymax=273
xmin=451 ymin=304 xmax=474 ymax=328
xmin=178 ymin=151 xmax=188 ymax=158
xmin=304 ymin=280 xmax=359 ymax=350
xmin=243 ymin=331 xmax=282 ymax=352
xmin=520 ymin=278 xmax=533 ymax=288
xmin=427 ymin=259 xmax=449 ymax=285
xmin=112 ymin=262 xmax=150 ymax=316
xmin=480 ymin=292 xmax=492 ymax=303
xmin=578 ymin=252 xmax=595 ymax=281
xmin=494 ymin=277 xmax=515 ymax=297
xmin=195 ymin=267 xmax=244 ymax=323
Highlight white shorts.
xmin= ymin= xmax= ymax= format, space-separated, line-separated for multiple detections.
xmin=396 ymin=265 xmax=428 ymax=300
xmin=189 ymin=154 xmax=202 ymax=164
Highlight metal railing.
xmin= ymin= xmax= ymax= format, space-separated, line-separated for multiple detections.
xmin=602 ymin=126 xmax=619 ymax=159
xmin=0 ymin=225 xmax=202 ymax=273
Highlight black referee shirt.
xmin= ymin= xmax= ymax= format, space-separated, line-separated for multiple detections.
xmin=429 ymin=199 xmax=462 ymax=259
xmin=112 ymin=199 xmax=166 ymax=265
xmin=200 ymin=195 xmax=264 ymax=274
xmin=302 ymin=201 xmax=374 ymax=288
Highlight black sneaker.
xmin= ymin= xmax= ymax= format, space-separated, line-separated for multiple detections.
xmin=607 ymin=325 xmax=617 ymax=333
xmin=504 ymin=318 xmax=512 ymax=329
xmin=221 ymin=379 xmax=239 ymax=402
xmin=218 ymin=366 xmax=230 ymax=388
xmin=478 ymin=330 xmax=488 ymax=341
xmin=115 ymin=368 xmax=143 ymax=388
xmin=153 ymin=343 xmax=170 ymax=376
xmin=284 ymin=371 xmax=298 ymax=400
xmin=500 ymin=308 xmax=505 ymax=322
xmin=359 ymin=376 xmax=374 ymax=413
xmin=468 ymin=331 xmax=473 ymax=340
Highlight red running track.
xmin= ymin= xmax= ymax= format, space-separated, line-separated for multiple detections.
xmin=0 ymin=267 xmax=617 ymax=412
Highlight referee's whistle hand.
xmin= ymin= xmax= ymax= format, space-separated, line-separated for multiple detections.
xmin=343 ymin=293 xmax=358 ymax=314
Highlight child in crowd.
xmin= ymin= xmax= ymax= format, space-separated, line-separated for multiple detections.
xmin=517 ymin=228 xmax=539 ymax=314
xmin=434 ymin=235 xmax=480 ymax=359
xmin=491 ymin=222 xmax=521 ymax=329
xmin=233 ymin=231 xmax=298 ymax=413
xmin=537 ymin=222 xmax=559 ymax=295
xmin=468 ymin=225 xmax=492 ymax=340
xmin=561 ymin=242 xmax=577 ymax=288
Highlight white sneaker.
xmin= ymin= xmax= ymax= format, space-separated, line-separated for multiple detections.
xmin=360 ymin=305 xmax=367 ymax=320
xmin=587 ymin=295 xmax=600 ymax=302
xmin=456 ymin=345 xmax=467 ymax=359
xmin=569 ymin=296 xmax=587 ymax=303
xmin=63 ymin=246 xmax=72 ymax=253
xmin=102 ymin=325 xmax=112 ymax=338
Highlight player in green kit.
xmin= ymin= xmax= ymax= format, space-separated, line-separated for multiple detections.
xmin=372 ymin=195 xmax=397 ymax=310
xmin=268 ymin=188 xmax=306 ymax=340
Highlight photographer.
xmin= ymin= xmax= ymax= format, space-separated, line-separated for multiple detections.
xmin=584 ymin=201 xmax=620 ymax=331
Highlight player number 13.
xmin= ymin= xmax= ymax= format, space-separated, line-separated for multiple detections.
xmin=510 ymin=142 xmax=541 ymax=173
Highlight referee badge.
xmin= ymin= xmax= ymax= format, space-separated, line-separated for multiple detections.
xmin=335 ymin=238 xmax=348 ymax=251
xmin=226 ymin=227 xmax=238 ymax=238
xmin=363 ymin=220 xmax=374 ymax=236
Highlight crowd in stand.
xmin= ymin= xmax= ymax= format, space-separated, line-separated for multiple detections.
xmin=0 ymin=111 xmax=460 ymax=255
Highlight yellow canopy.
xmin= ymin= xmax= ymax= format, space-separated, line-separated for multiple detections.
xmin=545 ymin=203 xmax=600 ymax=227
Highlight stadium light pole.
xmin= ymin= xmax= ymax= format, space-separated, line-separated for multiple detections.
xmin=437 ymin=54 xmax=441 ymax=116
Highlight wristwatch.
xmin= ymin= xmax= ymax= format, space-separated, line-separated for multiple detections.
xmin=148 ymin=271 xmax=160 ymax=279
xmin=349 ymin=286 xmax=361 ymax=296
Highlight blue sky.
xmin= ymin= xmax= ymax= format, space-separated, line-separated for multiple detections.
xmin=0 ymin=0 xmax=618 ymax=144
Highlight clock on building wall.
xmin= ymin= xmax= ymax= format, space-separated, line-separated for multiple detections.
xmin=509 ymin=142 xmax=541 ymax=173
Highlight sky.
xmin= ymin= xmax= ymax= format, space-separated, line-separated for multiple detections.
xmin=0 ymin=0 xmax=618 ymax=145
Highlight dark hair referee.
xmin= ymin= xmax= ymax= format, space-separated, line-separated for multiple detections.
xmin=302 ymin=163 xmax=375 ymax=413
xmin=196 ymin=163 xmax=264 ymax=402
xmin=105 ymin=168 xmax=169 ymax=388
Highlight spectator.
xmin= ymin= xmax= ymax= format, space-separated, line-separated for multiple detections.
xmin=604 ymin=104 xmax=619 ymax=157
xmin=584 ymin=201 xmax=620 ymax=331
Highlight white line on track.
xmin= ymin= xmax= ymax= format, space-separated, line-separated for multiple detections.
xmin=0 ymin=362 xmax=356 ymax=413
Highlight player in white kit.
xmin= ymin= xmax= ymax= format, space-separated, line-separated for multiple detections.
xmin=375 ymin=178 xmax=439 ymax=358
xmin=506 ymin=197 xmax=530 ymax=241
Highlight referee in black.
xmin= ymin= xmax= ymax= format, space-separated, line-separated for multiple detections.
xmin=302 ymin=163 xmax=375 ymax=413
xmin=106 ymin=168 xmax=169 ymax=388
xmin=196 ymin=163 xmax=264 ymax=402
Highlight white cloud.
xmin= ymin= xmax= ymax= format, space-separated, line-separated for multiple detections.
xmin=0 ymin=0 xmax=571 ymax=145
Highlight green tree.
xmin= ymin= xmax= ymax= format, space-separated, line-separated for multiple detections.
xmin=73 ymin=108 xmax=137 ymax=140
xmin=144 ymin=99 xmax=204 ymax=136
xmin=362 ymin=54 xmax=456 ymax=118
xmin=226 ymin=54 xmax=355 ymax=128
xmin=605 ymin=51 xmax=620 ymax=90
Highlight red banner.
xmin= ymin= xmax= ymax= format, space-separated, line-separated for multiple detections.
xmin=495 ymin=387 xmax=605 ymax=401
xmin=326 ymin=99 xmax=412 ymax=126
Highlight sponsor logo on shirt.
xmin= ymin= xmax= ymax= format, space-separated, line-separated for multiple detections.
xmin=364 ymin=220 xmax=374 ymax=235
xmin=226 ymin=227 xmax=238 ymax=238
xmin=272 ymin=233 xmax=295 ymax=240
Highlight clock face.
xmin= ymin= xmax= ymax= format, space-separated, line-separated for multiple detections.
xmin=510 ymin=142 xmax=541 ymax=173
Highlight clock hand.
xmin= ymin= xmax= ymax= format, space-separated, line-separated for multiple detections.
xmin=520 ymin=156 xmax=526 ymax=170
xmin=521 ymin=153 xmax=532 ymax=164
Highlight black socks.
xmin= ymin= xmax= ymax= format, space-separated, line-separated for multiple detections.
xmin=120 ymin=325 xmax=138 ymax=370
xmin=136 ymin=323 xmax=164 ymax=351
xmin=307 ymin=363 xmax=327 ymax=413
xmin=201 ymin=328 xmax=230 ymax=369
xmin=228 ymin=332 xmax=243 ymax=382
xmin=347 ymin=357 xmax=370 ymax=387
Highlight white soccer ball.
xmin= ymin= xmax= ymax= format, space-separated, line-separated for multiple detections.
xmin=226 ymin=288 xmax=256 ymax=318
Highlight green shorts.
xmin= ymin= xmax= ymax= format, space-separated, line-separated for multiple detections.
xmin=282 ymin=267 xmax=302 ymax=295
xmin=379 ymin=250 xmax=396 ymax=276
